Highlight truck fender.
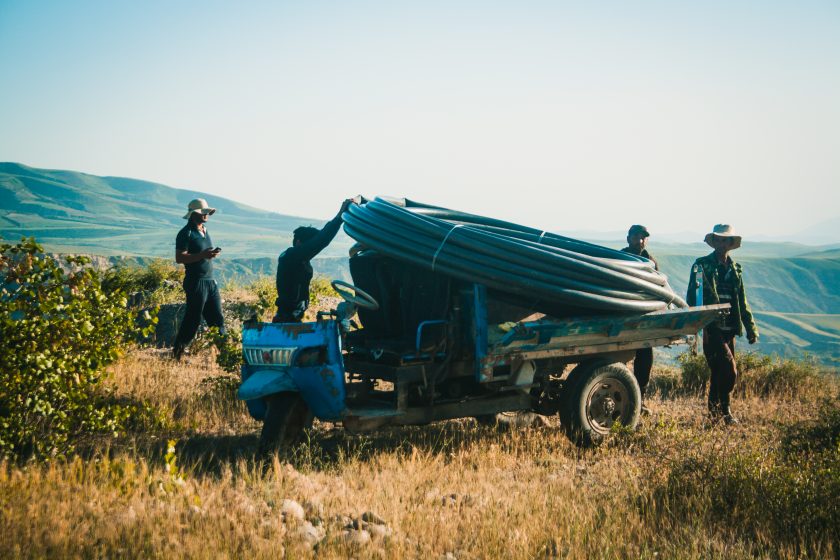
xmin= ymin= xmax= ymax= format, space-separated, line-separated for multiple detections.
xmin=238 ymin=369 xmax=298 ymax=401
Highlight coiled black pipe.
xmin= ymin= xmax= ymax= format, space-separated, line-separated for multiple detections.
xmin=342 ymin=197 xmax=687 ymax=314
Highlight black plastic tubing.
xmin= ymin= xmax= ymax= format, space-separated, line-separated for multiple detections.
xmin=342 ymin=197 xmax=687 ymax=314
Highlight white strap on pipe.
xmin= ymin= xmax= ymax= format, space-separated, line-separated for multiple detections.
xmin=431 ymin=224 xmax=464 ymax=272
xmin=537 ymin=231 xmax=547 ymax=244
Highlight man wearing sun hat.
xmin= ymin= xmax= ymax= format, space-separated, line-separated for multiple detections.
xmin=621 ymin=224 xmax=658 ymax=414
xmin=172 ymin=198 xmax=226 ymax=360
xmin=687 ymin=224 xmax=759 ymax=425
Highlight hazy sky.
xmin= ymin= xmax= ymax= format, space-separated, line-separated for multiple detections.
xmin=1 ymin=0 xmax=838 ymax=238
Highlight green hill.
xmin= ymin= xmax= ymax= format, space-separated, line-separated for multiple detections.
xmin=0 ymin=162 xmax=353 ymax=258
xmin=3 ymin=162 xmax=840 ymax=364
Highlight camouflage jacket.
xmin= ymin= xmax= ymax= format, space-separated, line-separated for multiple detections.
xmin=686 ymin=252 xmax=758 ymax=339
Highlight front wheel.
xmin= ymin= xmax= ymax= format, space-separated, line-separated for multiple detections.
xmin=560 ymin=362 xmax=640 ymax=447
xmin=259 ymin=392 xmax=314 ymax=456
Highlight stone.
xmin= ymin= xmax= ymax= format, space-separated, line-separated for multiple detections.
xmin=293 ymin=521 xmax=326 ymax=548
xmin=340 ymin=529 xmax=372 ymax=547
xmin=361 ymin=511 xmax=387 ymax=525
xmin=280 ymin=499 xmax=306 ymax=523
xmin=368 ymin=524 xmax=392 ymax=540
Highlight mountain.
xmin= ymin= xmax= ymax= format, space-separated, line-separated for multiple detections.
xmin=3 ymin=162 xmax=840 ymax=364
xmin=787 ymin=217 xmax=840 ymax=246
xmin=0 ymin=162 xmax=353 ymax=258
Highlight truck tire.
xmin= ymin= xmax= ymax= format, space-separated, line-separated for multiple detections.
xmin=259 ymin=392 xmax=314 ymax=456
xmin=559 ymin=362 xmax=640 ymax=447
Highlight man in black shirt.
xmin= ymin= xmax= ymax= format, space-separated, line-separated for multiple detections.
xmin=274 ymin=198 xmax=355 ymax=323
xmin=173 ymin=198 xmax=225 ymax=360
xmin=621 ymin=224 xmax=658 ymax=414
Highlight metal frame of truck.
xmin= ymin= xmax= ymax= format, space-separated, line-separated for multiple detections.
xmin=239 ymin=279 xmax=728 ymax=450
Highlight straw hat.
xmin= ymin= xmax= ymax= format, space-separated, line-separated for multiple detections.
xmin=704 ymin=224 xmax=742 ymax=249
xmin=183 ymin=198 xmax=216 ymax=219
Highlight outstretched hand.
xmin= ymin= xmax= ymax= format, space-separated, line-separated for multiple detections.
xmin=340 ymin=197 xmax=358 ymax=214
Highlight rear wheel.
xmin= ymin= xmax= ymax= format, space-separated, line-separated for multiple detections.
xmin=259 ymin=392 xmax=314 ymax=456
xmin=560 ymin=362 xmax=640 ymax=447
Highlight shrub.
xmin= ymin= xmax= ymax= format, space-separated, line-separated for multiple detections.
xmin=654 ymin=413 xmax=840 ymax=554
xmin=245 ymin=276 xmax=275 ymax=318
xmin=677 ymin=351 xmax=709 ymax=394
xmin=102 ymin=258 xmax=182 ymax=306
xmin=677 ymin=350 xmax=825 ymax=400
xmin=0 ymin=238 xmax=154 ymax=460
xmin=309 ymin=276 xmax=338 ymax=306
xmin=781 ymin=399 xmax=840 ymax=457
xmin=737 ymin=353 xmax=824 ymax=400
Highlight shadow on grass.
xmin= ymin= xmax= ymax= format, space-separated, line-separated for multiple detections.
xmin=115 ymin=417 xmax=574 ymax=477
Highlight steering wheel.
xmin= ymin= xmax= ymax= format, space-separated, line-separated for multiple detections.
xmin=331 ymin=280 xmax=380 ymax=311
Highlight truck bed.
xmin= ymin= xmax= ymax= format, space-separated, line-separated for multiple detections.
xmin=485 ymin=304 xmax=729 ymax=361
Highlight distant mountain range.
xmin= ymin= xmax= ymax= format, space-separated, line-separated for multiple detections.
xmin=2 ymin=162 xmax=839 ymax=364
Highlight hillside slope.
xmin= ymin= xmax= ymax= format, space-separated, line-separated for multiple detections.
xmin=3 ymin=162 xmax=839 ymax=362
xmin=0 ymin=162 xmax=353 ymax=257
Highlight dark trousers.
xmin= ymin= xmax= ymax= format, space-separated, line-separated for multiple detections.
xmin=703 ymin=327 xmax=737 ymax=411
xmin=633 ymin=347 xmax=653 ymax=397
xmin=174 ymin=278 xmax=225 ymax=347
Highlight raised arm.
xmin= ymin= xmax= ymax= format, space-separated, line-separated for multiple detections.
xmin=290 ymin=199 xmax=355 ymax=261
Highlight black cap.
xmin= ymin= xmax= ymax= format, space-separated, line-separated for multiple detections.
xmin=628 ymin=225 xmax=650 ymax=238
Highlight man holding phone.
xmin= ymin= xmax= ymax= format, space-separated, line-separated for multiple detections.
xmin=172 ymin=198 xmax=226 ymax=360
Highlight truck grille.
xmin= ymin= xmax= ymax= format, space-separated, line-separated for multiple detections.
xmin=243 ymin=347 xmax=295 ymax=367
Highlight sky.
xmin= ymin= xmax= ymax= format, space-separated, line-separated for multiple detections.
xmin=1 ymin=0 xmax=838 ymax=239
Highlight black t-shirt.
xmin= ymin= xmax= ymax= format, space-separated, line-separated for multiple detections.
xmin=621 ymin=246 xmax=658 ymax=271
xmin=275 ymin=215 xmax=342 ymax=318
xmin=176 ymin=222 xmax=214 ymax=281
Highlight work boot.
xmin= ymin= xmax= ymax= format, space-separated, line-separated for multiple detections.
xmin=723 ymin=412 xmax=740 ymax=426
xmin=720 ymin=396 xmax=739 ymax=426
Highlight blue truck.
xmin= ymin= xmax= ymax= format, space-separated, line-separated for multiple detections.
xmin=238 ymin=247 xmax=725 ymax=452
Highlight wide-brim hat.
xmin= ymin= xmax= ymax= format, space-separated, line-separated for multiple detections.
xmin=704 ymin=224 xmax=742 ymax=249
xmin=183 ymin=198 xmax=216 ymax=219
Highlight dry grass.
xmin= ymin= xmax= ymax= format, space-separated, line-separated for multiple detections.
xmin=1 ymin=347 xmax=838 ymax=559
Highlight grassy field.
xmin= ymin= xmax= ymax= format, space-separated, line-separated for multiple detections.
xmin=1 ymin=344 xmax=837 ymax=558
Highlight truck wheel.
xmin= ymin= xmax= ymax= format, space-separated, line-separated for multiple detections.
xmin=259 ymin=392 xmax=314 ymax=456
xmin=560 ymin=362 xmax=640 ymax=447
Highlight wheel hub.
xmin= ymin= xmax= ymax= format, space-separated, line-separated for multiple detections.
xmin=585 ymin=378 xmax=631 ymax=434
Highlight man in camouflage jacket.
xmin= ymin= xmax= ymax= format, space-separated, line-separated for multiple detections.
xmin=687 ymin=224 xmax=759 ymax=425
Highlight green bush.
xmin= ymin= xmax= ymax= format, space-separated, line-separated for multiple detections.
xmin=655 ymin=412 xmax=840 ymax=554
xmin=677 ymin=351 xmax=709 ymax=394
xmin=193 ymin=326 xmax=243 ymax=374
xmin=780 ymin=399 xmax=840 ymax=457
xmin=245 ymin=276 xmax=275 ymax=318
xmin=737 ymin=353 xmax=823 ymax=399
xmin=677 ymin=350 xmax=824 ymax=400
xmin=0 ymin=238 xmax=154 ymax=460
xmin=309 ymin=275 xmax=338 ymax=305
xmin=102 ymin=258 xmax=182 ymax=306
